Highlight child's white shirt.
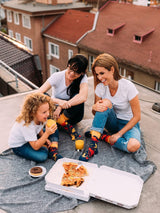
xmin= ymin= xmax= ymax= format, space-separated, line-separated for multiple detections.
xmin=8 ymin=120 xmax=44 ymax=148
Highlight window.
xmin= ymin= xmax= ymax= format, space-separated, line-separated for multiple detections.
xmin=22 ymin=14 xmax=31 ymax=29
xmin=134 ymin=35 xmax=142 ymax=43
xmin=107 ymin=23 xmax=125 ymax=36
xmin=119 ymin=67 xmax=126 ymax=77
xmin=7 ymin=11 xmax=12 ymax=22
xmin=24 ymin=36 xmax=32 ymax=51
xmin=127 ymin=71 xmax=134 ymax=80
xmin=155 ymin=81 xmax=160 ymax=92
xmin=68 ymin=49 xmax=73 ymax=59
xmin=107 ymin=28 xmax=113 ymax=35
xmin=133 ymin=29 xmax=154 ymax=44
xmin=50 ymin=65 xmax=60 ymax=75
xmin=14 ymin=12 xmax=19 ymax=25
xmin=119 ymin=67 xmax=134 ymax=80
xmin=15 ymin=33 xmax=21 ymax=41
xmin=8 ymin=30 xmax=13 ymax=38
xmin=49 ymin=42 xmax=59 ymax=59
xmin=89 ymin=55 xmax=95 ymax=72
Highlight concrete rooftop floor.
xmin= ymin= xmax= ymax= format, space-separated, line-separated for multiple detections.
xmin=0 ymin=77 xmax=160 ymax=213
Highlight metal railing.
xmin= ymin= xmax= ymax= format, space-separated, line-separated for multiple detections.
xmin=0 ymin=60 xmax=39 ymax=90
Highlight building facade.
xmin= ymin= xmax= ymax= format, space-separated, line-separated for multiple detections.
xmin=2 ymin=0 xmax=93 ymax=81
xmin=78 ymin=1 xmax=160 ymax=92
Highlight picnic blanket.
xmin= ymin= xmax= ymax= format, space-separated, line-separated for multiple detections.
xmin=0 ymin=119 xmax=157 ymax=213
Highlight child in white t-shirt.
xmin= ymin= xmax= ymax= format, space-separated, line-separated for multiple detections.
xmin=8 ymin=93 xmax=62 ymax=162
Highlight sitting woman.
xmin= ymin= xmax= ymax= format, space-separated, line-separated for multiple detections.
xmin=79 ymin=53 xmax=141 ymax=162
xmin=38 ymin=54 xmax=88 ymax=143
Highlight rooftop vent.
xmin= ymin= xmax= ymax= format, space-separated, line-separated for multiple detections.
xmin=152 ymin=102 xmax=160 ymax=113
xmin=133 ymin=28 xmax=155 ymax=44
xmin=107 ymin=23 xmax=125 ymax=36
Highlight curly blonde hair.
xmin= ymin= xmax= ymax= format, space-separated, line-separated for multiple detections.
xmin=16 ymin=92 xmax=55 ymax=126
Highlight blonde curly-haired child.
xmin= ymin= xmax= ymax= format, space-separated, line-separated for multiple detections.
xmin=8 ymin=92 xmax=63 ymax=162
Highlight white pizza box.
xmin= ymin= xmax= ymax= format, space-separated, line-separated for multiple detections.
xmin=45 ymin=158 xmax=97 ymax=201
xmin=45 ymin=158 xmax=143 ymax=209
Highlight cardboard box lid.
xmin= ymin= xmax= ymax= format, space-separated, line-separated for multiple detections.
xmin=88 ymin=165 xmax=143 ymax=209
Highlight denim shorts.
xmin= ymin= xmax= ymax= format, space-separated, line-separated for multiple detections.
xmin=91 ymin=107 xmax=141 ymax=153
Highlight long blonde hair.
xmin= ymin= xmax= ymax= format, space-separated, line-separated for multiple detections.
xmin=92 ymin=53 xmax=121 ymax=89
xmin=16 ymin=93 xmax=55 ymax=126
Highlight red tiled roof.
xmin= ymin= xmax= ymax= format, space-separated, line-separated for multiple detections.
xmin=43 ymin=9 xmax=95 ymax=44
xmin=78 ymin=2 xmax=160 ymax=76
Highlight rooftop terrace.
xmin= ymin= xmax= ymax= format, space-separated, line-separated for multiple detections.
xmin=0 ymin=77 xmax=160 ymax=213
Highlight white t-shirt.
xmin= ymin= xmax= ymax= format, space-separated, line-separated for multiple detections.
xmin=47 ymin=69 xmax=88 ymax=100
xmin=8 ymin=120 xmax=44 ymax=148
xmin=95 ymin=78 xmax=139 ymax=120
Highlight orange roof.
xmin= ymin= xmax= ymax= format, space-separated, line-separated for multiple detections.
xmin=43 ymin=9 xmax=95 ymax=44
xmin=78 ymin=2 xmax=160 ymax=76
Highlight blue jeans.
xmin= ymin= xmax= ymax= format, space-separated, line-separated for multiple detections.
xmin=12 ymin=130 xmax=59 ymax=163
xmin=91 ymin=108 xmax=141 ymax=152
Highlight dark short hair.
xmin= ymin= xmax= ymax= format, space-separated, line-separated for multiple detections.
xmin=67 ymin=54 xmax=88 ymax=74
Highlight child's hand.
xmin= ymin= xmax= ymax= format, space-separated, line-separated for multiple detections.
xmin=44 ymin=139 xmax=52 ymax=148
xmin=45 ymin=123 xmax=57 ymax=135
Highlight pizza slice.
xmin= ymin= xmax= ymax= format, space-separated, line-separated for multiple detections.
xmin=76 ymin=165 xmax=88 ymax=177
xmin=61 ymin=173 xmax=84 ymax=187
xmin=61 ymin=162 xmax=88 ymax=187
xmin=63 ymin=162 xmax=78 ymax=175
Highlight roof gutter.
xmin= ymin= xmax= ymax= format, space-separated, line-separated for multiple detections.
xmin=76 ymin=11 xmax=99 ymax=44
xmin=43 ymin=34 xmax=76 ymax=47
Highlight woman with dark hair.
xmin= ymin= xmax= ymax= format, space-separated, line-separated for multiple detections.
xmin=38 ymin=54 xmax=88 ymax=143
xmin=79 ymin=53 xmax=141 ymax=162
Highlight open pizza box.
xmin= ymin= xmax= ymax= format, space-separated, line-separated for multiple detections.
xmin=45 ymin=158 xmax=143 ymax=209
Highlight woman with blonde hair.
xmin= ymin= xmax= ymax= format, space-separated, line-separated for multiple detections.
xmin=80 ymin=53 xmax=141 ymax=162
xmin=8 ymin=93 xmax=62 ymax=162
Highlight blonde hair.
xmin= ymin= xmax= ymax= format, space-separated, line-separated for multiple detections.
xmin=16 ymin=92 xmax=55 ymax=126
xmin=92 ymin=53 xmax=121 ymax=89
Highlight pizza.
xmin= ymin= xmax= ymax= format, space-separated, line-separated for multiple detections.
xmin=61 ymin=162 xmax=88 ymax=187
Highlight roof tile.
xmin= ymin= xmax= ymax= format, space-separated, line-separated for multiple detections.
xmin=78 ymin=2 xmax=160 ymax=76
xmin=43 ymin=9 xmax=95 ymax=43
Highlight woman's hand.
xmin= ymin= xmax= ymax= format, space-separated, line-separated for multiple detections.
xmin=61 ymin=101 xmax=72 ymax=109
xmin=53 ymin=106 xmax=62 ymax=119
xmin=109 ymin=132 xmax=121 ymax=145
xmin=56 ymin=99 xmax=71 ymax=109
xmin=92 ymin=100 xmax=108 ymax=112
